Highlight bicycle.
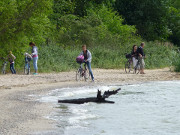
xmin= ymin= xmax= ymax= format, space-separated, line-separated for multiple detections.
xmin=134 ymin=58 xmax=140 ymax=74
xmin=76 ymin=62 xmax=90 ymax=81
xmin=24 ymin=53 xmax=32 ymax=75
xmin=125 ymin=53 xmax=133 ymax=73
xmin=0 ymin=57 xmax=8 ymax=74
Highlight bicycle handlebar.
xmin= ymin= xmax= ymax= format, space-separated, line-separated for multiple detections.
xmin=24 ymin=52 xmax=32 ymax=59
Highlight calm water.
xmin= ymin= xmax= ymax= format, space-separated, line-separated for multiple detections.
xmin=40 ymin=81 xmax=180 ymax=135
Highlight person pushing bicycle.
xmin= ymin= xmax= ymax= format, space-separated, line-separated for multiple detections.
xmin=79 ymin=45 xmax=94 ymax=81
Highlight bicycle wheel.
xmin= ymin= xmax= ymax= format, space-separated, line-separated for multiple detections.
xmin=76 ymin=68 xmax=81 ymax=81
xmin=24 ymin=66 xmax=27 ymax=74
xmin=2 ymin=64 xmax=6 ymax=74
xmin=2 ymin=68 xmax=6 ymax=74
xmin=28 ymin=66 xmax=30 ymax=75
xmin=24 ymin=65 xmax=28 ymax=75
xmin=84 ymin=69 xmax=90 ymax=81
xmin=24 ymin=63 xmax=30 ymax=75
xmin=27 ymin=62 xmax=30 ymax=75
xmin=125 ymin=61 xmax=131 ymax=73
xmin=134 ymin=62 xmax=140 ymax=74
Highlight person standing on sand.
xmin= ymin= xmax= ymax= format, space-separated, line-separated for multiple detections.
xmin=29 ymin=42 xmax=38 ymax=75
xmin=79 ymin=45 xmax=94 ymax=81
xmin=7 ymin=51 xmax=16 ymax=74
xmin=131 ymin=45 xmax=138 ymax=68
xmin=137 ymin=42 xmax=145 ymax=74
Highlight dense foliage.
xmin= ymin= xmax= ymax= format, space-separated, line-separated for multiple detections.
xmin=114 ymin=0 xmax=179 ymax=43
xmin=0 ymin=0 xmax=180 ymax=72
xmin=0 ymin=0 xmax=52 ymax=57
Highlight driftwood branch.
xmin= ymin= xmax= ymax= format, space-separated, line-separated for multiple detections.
xmin=58 ymin=88 xmax=121 ymax=104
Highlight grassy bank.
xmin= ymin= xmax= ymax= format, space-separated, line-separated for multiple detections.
xmin=13 ymin=43 xmax=180 ymax=73
xmin=1 ymin=42 xmax=179 ymax=73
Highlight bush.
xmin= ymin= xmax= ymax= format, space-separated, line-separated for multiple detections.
xmin=172 ymin=48 xmax=180 ymax=72
xmin=34 ymin=43 xmax=179 ymax=72
xmin=144 ymin=42 xmax=178 ymax=69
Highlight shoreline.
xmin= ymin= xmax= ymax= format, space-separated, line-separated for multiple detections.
xmin=0 ymin=68 xmax=180 ymax=134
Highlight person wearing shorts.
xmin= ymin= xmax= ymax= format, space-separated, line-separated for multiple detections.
xmin=137 ymin=42 xmax=145 ymax=74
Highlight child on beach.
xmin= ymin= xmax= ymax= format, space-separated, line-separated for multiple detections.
xmin=7 ymin=51 xmax=16 ymax=74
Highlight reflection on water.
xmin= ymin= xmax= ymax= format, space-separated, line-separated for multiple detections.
xmin=40 ymin=81 xmax=180 ymax=135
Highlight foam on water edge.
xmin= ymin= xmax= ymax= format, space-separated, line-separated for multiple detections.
xmin=37 ymin=81 xmax=180 ymax=135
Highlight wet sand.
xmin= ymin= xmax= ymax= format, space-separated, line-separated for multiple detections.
xmin=0 ymin=68 xmax=180 ymax=134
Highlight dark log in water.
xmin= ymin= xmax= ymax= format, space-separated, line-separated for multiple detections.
xmin=58 ymin=88 xmax=121 ymax=104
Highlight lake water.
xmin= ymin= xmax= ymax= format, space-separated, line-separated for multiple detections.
xmin=40 ymin=81 xmax=180 ymax=135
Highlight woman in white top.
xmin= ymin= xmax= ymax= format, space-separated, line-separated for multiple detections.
xmin=131 ymin=45 xmax=138 ymax=68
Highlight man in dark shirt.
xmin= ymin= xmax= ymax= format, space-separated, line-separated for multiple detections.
xmin=137 ymin=42 xmax=145 ymax=74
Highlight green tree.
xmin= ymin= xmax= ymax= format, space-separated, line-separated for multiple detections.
xmin=0 ymin=0 xmax=52 ymax=56
xmin=171 ymin=0 xmax=180 ymax=9
xmin=114 ymin=0 xmax=170 ymax=41
xmin=49 ymin=0 xmax=75 ymax=29
xmin=168 ymin=0 xmax=180 ymax=46
xmin=72 ymin=0 xmax=115 ymax=17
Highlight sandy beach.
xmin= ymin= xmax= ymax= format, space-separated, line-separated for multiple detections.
xmin=0 ymin=68 xmax=180 ymax=135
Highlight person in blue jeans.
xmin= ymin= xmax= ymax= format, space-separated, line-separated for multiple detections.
xmin=29 ymin=42 xmax=38 ymax=75
xmin=8 ymin=51 xmax=16 ymax=74
xmin=79 ymin=45 xmax=94 ymax=81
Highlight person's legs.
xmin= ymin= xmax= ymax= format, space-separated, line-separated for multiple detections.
xmin=139 ymin=57 xmax=143 ymax=74
xmin=139 ymin=58 xmax=145 ymax=74
xmin=86 ymin=61 xmax=94 ymax=81
xmin=10 ymin=63 xmax=16 ymax=74
xmin=13 ymin=63 xmax=16 ymax=74
xmin=132 ymin=57 xmax=138 ymax=68
xmin=10 ymin=64 xmax=13 ymax=74
xmin=33 ymin=57 xmax=38 ymax=73
xmin=141 ymin=59 xmax=145 ymax=74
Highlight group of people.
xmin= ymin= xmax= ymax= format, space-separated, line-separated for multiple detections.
xmin=131 ymin=42 xmax=145 ymax=74
xmin=6 ymin=42 xmax=39 ymax=75
xmin=77 ymin=42 xmax=146 ymax=82
xmin=4 ymin=42 xmax=145 ymax=80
